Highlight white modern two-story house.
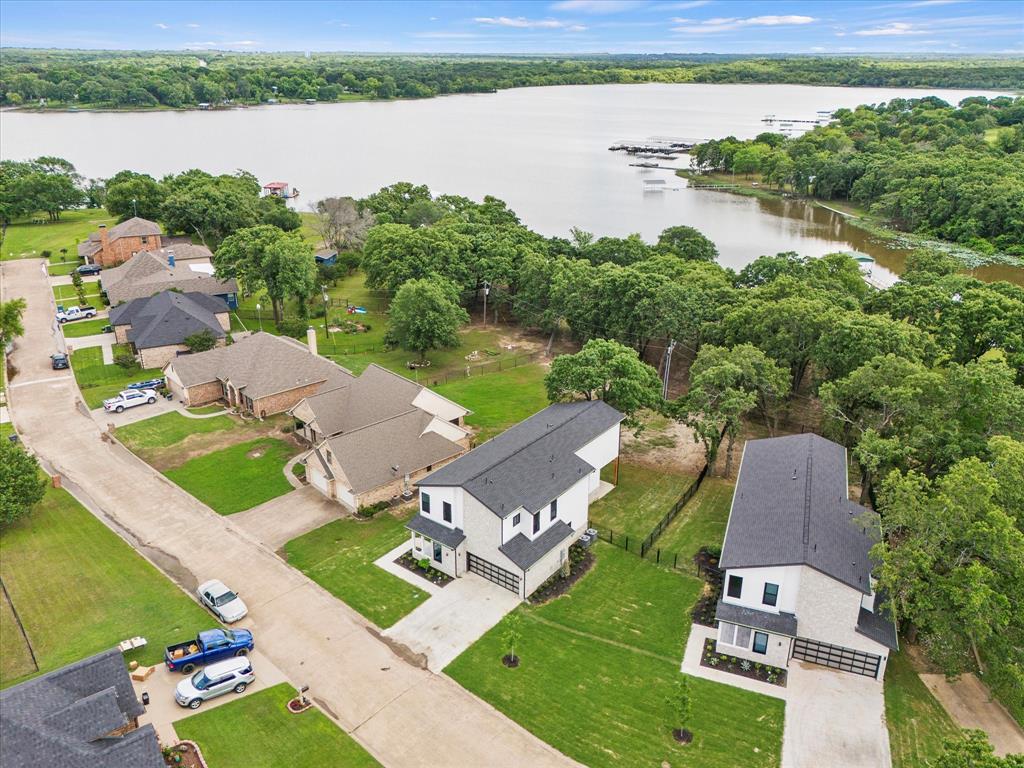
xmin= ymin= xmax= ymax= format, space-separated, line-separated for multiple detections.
xmin=409 ymin=400 xmax=624 ymax=598
xmin=715 ymin=433 xmax=898 ymax=680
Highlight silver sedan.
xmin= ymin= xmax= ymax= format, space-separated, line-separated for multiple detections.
xmin=197 ymin=579 xmax=248 ymax=623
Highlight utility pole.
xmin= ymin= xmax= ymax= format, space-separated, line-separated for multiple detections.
xmin=481 ymin=280 xmax=490 ymax=327
xmin=661 ymin=338 xmax=677 ymax=400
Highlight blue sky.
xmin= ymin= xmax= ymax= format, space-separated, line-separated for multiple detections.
xmin=2 ymin=0 xmax=1021 ymax=54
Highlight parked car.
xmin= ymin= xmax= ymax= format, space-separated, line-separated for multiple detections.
xmin=174 ymin=657 xmax=255 ymax=709
xmin=56 ymin=306 xmax=97 ymax=324
xmin=76 ymin=264 xmax=102 ymax=276
xmin=102 ymin=389 xmax=157 ymax=413
xmin=101 ymin=324 xmax=113 ymax=334
xmin=126 ymin=377 xmax=165 ymax=390
xmin=197 ymin=579 xmax=248 ymax=623
xmin=50 ymin=353 xmax=69 ymax=370
xmin=164 ymin=628 xmax=255 ymax=674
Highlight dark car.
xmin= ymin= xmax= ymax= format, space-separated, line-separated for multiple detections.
xmin=127 ymin=377 xmax=166 ymax=390
xmin=76 ymin=264 xmax=102 ymax=276
xmin=50 ymin=353 xmax=69 ymax=370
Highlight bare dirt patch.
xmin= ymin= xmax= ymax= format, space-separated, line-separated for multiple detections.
xmin=247 ymin=446 xmax=267 ymax=459
xmin=919 ymin=672 xmax=1024 ymax=756
xmin=621 ymin=414 xmax=707 ymax=476
xmin=146 ymin=417 xmax=300 ymax=471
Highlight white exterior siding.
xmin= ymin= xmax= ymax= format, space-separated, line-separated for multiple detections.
xmin=410 ymin=536 xmax=463 ymax=578
xmin=522 ymin=533 xmax=579 ymax=597
xmin=717 ymin=622 xmax=792 ymax=668
xmin=722 ymin=565 xmax=802 ymax=615
xmin=422 ymin=416 xmax=468 ymax=444
xmin=501 ymin=476 xmax=589 ymax=544
xmin=412 ymin=388 xmax=468 ymax=423
xmin=419 ymin=486 xmax=464 ymax=531
xmin=575 ymin=424 xmax=619 ymax=475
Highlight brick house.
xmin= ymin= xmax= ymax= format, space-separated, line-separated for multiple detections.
xmin=78 ymin=217 xmax=163 ymax=267
xmin=109 ymin=291 xmax=230 ymax=369
xmin=101 ymin=246 xmax=238 ymax=308
xmin=714 ymin=433 xmax=898 ymax=680
xmin=0 ymin=648 xmax=162 ymax=768
xmin=289 ymin=364 xmax=472 ymax=510
xmin=164 ymin=331 xmax=354 ymax=417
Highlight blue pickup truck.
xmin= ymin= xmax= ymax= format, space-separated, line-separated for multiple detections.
xmin=164 ymin=629 xmax=254 ymax=674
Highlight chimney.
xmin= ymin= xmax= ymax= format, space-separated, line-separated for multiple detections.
xmin=307 ymin=326 xmax=318 ymax=356
xmin=98 ymin=224 xmax=109 ymax=256
xmin=167 ymin=250 xmax=175 ymax=268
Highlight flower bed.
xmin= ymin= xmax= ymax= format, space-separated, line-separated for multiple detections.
xmin=162 ymin=741 xmax=207 ymax=768
xmin=396 ymin=552 xmax=453 ymax=587
xmin=700 ymin=638 xmax=787 ymax=687
xmin=528 ymin=543 xmax=594 ymax=604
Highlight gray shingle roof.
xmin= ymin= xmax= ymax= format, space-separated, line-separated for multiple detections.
xmin=101 ymin=250 xmax=237 ymax=306
xmin=499 ymin=521 xmax=574 ymax=570
xmin=166 ymin=332 xmax=353 ymax=401
xmin=716 ymin=599 xmax=799 ymax=637
xmin=109 ymin=291 xmax=227 ymax=350
xmin=107 ymin=217 xmax=162 ymax=239
xmin=857 ymin=597 xmax=899 ymax=651
xmin=406 ymin=514 xmax=466 ymax=549
xmin=418 ymin=400 xmax=624 ymax=518
xmin=300 ymin=364 xmax=427 ymax=437
xmin=719 ymin=434 xmax=877 ymax=594
xmin=0 ymin=649 xmax=162 ymax=768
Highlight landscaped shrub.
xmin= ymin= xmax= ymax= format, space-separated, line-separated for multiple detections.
xmin=114 ymin=353 xmax=137 ymax=370
xmin=277 ymin=319 xmax=308 ymax=338
xmin=356 ymin=500 xmax=389 ymax=518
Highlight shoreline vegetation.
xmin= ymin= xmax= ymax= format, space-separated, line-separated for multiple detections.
xmin=1 ymin=50 xmax=1022 ymax=112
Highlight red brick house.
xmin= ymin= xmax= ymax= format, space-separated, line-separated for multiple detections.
xmin=78 ymin=217 xmax=163 ymax=267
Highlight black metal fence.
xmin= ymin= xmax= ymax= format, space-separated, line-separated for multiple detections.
xmin=425 ymin=352 xmax=541 ymax=387
xmin=591 ymin=525 xmax=705 ymax=573
xmin=638 ymin=464 xmax=709 ymax=557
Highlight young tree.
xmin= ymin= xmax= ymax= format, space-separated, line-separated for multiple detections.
xmin=667 ymin=676 xmax=693 ymax=743
xmin=184 ymin=329 xmax=217 ymax=353
xmin=386 ymin=278 xmax=469 ymax=362
xmin=0 ymin=441 xmax=47 ymax=526
xmin=544 ymin=339 xmax=662 ymax=427
xmin=70 ymin=269 xmax=87 ymax=306
xmin=672 ymin=373 xmax=756 ymax=478
xmin=502 ymin=613 xmax=522 ymax=667
xmin=0 ymin=298 xmax=27 ymax=348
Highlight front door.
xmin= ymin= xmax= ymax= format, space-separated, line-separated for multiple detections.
xmin=433 ymin=541 xmax=443 ymax=563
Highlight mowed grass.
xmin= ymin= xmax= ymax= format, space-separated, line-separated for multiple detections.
xmin=47 ymin=260 xmax=82 ymax=276
xmin=175 ymin=683 xmax=381 ymax=768
xmin=446 ymin=543 xmax=784 ymax=768
xmin=284 ymin=508 xmax=428 ymax=629
xmin=885 ymin=651 xmax=960 ymax=768
xmin=1 ymin=208 xmax=113 ymax=261
xmin=433 ymin=363 xmax=549 ymax=443
xmin=0 ymin=589 xmax=36 ymax=683
xmin=60 ymin=316 xmax=111 ymax=338
xmin=656 ymin=477 xmax=735 ymax=558
xmin=0 ymin=485 xmax=213 ymax=687
xmin=588 ymin=462 xmax=696 ymax=544
xmin=69 ymin=347 xmax=163 ymax=409
xmin=116 ymin=411 xmax=237 ymax=461
xmin=53 ymin=282 xmax=102 ymax=300
xmin=165 ymin=437 xmax=297 ymax=515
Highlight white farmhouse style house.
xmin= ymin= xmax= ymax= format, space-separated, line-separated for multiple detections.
xmin=715 ymin=433 xmax=898 ymax=680
xmin=410 ymin=400 xmax=624 ymax=598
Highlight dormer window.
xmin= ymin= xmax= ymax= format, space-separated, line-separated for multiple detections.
xmin=762 ymin=583 xmax=779 ymax=607
xmin=421 ymin=492 xmax=431 ymax=514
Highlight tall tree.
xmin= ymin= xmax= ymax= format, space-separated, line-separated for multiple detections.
xmin=386 ymin=278 xmax=468 ymax=362
xmin=311 ymin=196 xmax=376 ymax=251
xmin=0 ymin=441 xmax=47 ymax=526
xmin=104 ymin=173 xmax=166 ymax=221
xmin=0 ymin=298 xmax=27 ymax=349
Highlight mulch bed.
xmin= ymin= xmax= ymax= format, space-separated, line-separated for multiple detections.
xmin=699 ymin=638 xmax=787 ymax=687
xmin=529 ymin=544 xmax=594 ymax=604
xmin=163 ymin=742 xmax=206 ymax=768
xmin=690 ymin=548 xmax=723 ymax=628
xmin=288 ymin=697 xmax=313 ymax=713
xmin=395 ymin=552 xmax=453 ymax=587
xmin=502 ymin=654 xmax=520 ymax=668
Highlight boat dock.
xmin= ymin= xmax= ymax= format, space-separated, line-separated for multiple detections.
xmin=609 ymin=136 xmax=699 ymax=154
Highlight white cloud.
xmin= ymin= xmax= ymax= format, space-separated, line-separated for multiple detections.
xmin=903 ymin=0 xmax=964 ymax=6
xmin=852 ymin=22 xmax=927 ymax=36
xmin=475 ymin=16 xmax=587 ymax=30
xmin=655 ymin=0 xmax=712 ymax=8
xmin=550 ymin=0 xmax=643 ymax=12
xmin=187 ymin=23 xmax=200 ymax=28
xmin=672 ymin=14 xmax=815 ymax=33
xmin=155 ymin=22 xmax=169 ymax=30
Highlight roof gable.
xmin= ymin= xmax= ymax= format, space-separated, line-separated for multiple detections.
xmin=110 ymin=291 xmax=227 ymax=350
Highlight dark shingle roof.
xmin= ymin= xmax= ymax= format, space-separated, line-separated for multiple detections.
xmin=406 ymin=514 xmax=466 ymax=549
xmin=418 ymin=400 xmax=623 ymax=518
xmin=715 ymin=599 xmax=799 ymax=637
xmin=107 ymin=217 xmax=162 ymax=239
xmin=0 ymin=649 xmax=162 ymax=768
xmin=719 ymin=434 xmax=877 ymax=594
xmin=109 ymin=291 xmax=227 ymax=350
xmin=499 ymin=520 xmax=574 ymax=570
xmin=857 ymin=597 xmax=899 ymax=651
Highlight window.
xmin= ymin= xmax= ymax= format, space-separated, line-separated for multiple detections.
xmin=753 ymin=632 xmax=769 ymax=655
xmin=442 ymin=501 xmax=452 ymax=523
xmin=433 ymin=541 xmax=442 ymax=563
xmin=762 ymin=583 xmax=779 ymax=607
xmin=421 ymin=492 xmax=431 ymax=514
xmin=727 ymin=575 xmax=743 ymax=599
xmin=532 ymin=512 xmax=541 ymax=534
xmin=550 ymin=498 xmax=558 ymax=521
xmin=512 ymin=513 xmax=521 ymax=526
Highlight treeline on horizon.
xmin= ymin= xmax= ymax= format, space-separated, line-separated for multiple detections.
xmin=1 ymin=49 xmax=1022 ymax=108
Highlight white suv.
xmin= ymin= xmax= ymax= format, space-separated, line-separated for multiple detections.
xmin=174 ymin=657 xmax=255 ymax=709
xmin=102 ymin=389 xmax=157 ymax=413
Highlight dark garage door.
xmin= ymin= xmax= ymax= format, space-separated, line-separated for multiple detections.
xmin=467 ymin=553 xmax=520 ymax=594
xmin=792 ymin=637 xmax=881 ymax=678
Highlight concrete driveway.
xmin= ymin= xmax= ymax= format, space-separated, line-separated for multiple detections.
xmin=92 ymin=396 xmax=178 ymax=428
xmin=231 ymin=487 xmax=342 ymax=551
xmin=782 ymin=661 xmax=891 ymax=768
xmin=4 ymin=257 xmax=581 ymax=768
xmin=383 ymin=570 xmax=522 ymax=673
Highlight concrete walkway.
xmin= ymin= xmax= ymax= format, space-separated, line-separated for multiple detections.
xmin=92 ymin=399 xmax=232 ymax=430
xmin=2 ymin=258 xmax=581 ymax=768
xmin=283 ymin=454 xmax=307 ymax=490
xmin=383 ymin=572 xmax=522 ymax=673
xmin=63 ymin=332 xmax=114 ymax=363
xmin=231 ymin=487 xmax=342 ymax=551
xmin=49 ymin=273 xmax=100 ymax=287
xmin=920 ymin=673 xmax=1024 ymax=757
xmin=681 ymin=624 xmax=787 ymax=700
xmin=374 ymin=541 xmax=443 ymax=597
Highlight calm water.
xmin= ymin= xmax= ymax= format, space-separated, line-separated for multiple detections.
xmin=2 ymin=83 xmax=1018 ymax=282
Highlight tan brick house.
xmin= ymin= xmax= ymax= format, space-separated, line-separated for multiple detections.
xmin=101 ymin=246 xmax=239 ymax=307
xmin=109 ymin=291 xmax=230 ymax=370
xmin=78 ymin=217 xmax=163 ymax=267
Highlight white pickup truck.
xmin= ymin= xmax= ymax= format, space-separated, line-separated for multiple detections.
xmin=103 ymin=389 xmax=158 ymax=413
xmin=56 ymin=306 xmax=98 ymax=323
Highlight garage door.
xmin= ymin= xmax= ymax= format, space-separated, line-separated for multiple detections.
xmin=792 ymin=637 xmax=881 ymax=678
xmin=309 ymin=465 xmax=330 ymax=495
xmin=467 ymin=553 xmax=520 ymax=594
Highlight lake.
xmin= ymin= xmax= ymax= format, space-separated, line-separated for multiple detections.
xmin=1 ymin=83 xmax=1017 ymax=282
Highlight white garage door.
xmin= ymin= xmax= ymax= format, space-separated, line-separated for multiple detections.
xmin=309 ymin=465 xmax=330 ymax=495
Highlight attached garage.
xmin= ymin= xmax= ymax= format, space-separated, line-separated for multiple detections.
xmin=792 ymin=637 xmax=882 ymax=679
xmin=467 ymin=553 xmax=520 ymax=594
xmin=308 ymin=463 xmax=331 ymax=496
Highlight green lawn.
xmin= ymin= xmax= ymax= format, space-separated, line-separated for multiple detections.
xmin=56 ymin=293 xmax=105 ymax=312
xmin=0 ymin=587 xmax=35 ymax=683
xmin=187 ymin=404 xmax=226 ymax=415
xmin=432 ymin=363 xmax=549 ymax=443
xmin=69 ymin=347 xmax=163 ymax=409
xmin=655 ymin=477 xmax=735 ymax=560
xmin=175 ymin=683 xmax=380 ymax=768
xmin=446 ymin=543 xmax=785 ymax=768
xmin=165 ymin=437 xmax=297 ymax=515
xmin=284 ymin=508 xmax=428 ymax=629
xmin=60 ymin=317 xmax=111 ymax=339
xmin=53 ymin=282 xmax=102 ymax=301
xmin=1 ymin=208 xmax=113 ymax=261
xmin=116 ymin=411 xmax=236 ymax=460
xmin=47 ymin=260 xmax=82 ymax=276
xmin=0 ymin=485 xmax=213 ymax=688
xmin=885 ymin=651 xmax=960 ymax=768
xmin=588 ymin=462 xmax=696 ymax=544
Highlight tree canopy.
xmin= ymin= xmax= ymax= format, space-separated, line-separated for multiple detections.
xmin=385 ymin=278 xmax=469 ymax=362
